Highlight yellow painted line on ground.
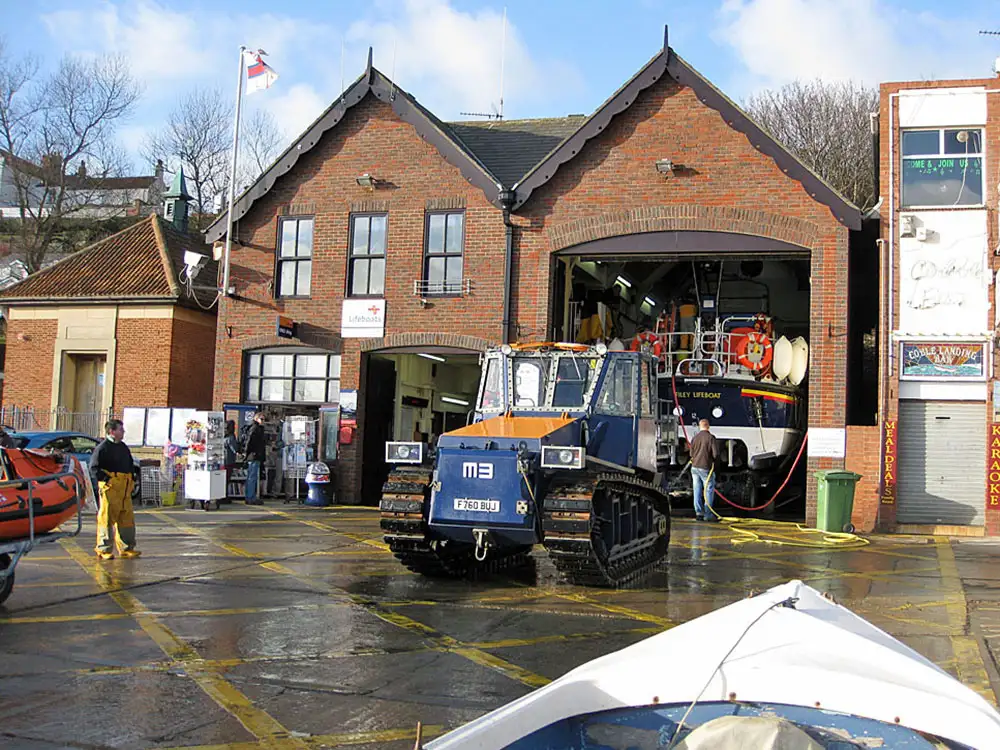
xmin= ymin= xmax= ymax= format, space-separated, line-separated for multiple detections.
xmin=935 ymin=538 xmax=997 ymax=705
xmin=265 ymin=509 xmax=390 ymax=550
xmin=308 ymin=724 xmax=445 ymax=747
xmin=468 ymin=626 xmax=660 ymax=650
xmin=59 ymin=540 xmax=308 ymax=749
xmin=0 ymin=611 xmax=131 ymax=625
xmin=158 ymin=511 xmax=551 ymax=690
xmin=9 ymin=580 xmax=96 ymax=588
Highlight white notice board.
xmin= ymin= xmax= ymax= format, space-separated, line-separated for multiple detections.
xmin=122 ymin=407 xmax=147 ymax=445
xmin=145 ymin=408 xmax=171 ymax=446
xmin=807 ymin=428 xmax=846 ymax=459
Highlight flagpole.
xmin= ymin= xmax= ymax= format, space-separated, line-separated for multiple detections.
xmin=222 ymin=45 xmax=247 ymax=298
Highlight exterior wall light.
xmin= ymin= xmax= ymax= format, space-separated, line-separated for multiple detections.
xmin=356 ymin=173 xmax=376 ymax=190
xmin=655 ymin=158 xmax=674 ymax=176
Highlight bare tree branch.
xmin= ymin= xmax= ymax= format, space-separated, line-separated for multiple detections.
xmin=743 ymin=79 xmax=878 ymax=211
xmin=144 ymin=92 xmax=285 ymax=230
xmin=0 ymin=40 xmax=142 ymax=271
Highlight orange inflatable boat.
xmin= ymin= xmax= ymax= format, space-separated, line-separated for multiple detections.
xmin=0 ymin=449 xmax=87 ymax=542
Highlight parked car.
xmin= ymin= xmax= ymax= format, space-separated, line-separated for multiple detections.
xmin=6 ymin=431 xmax=142 ymax=503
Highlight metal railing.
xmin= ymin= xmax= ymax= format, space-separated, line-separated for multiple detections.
xmin=412 ymin=278 xmax=473 ymax=297
xmin=0 ymin=406 xmax=117 ymax=438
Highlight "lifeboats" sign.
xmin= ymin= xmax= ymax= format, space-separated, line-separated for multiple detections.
xmin=341 ymin=298 xmax=386 ymax=338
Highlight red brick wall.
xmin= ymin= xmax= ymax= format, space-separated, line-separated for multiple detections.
xmin=213 ymin=94 xmax=509 ymax=501
xmin=2 ymin=318 xmax=57 ymax=413
xmin=113 ymin=318 xmax=172 ymax=410
xmin=515 ymin=75 xmax=852 ymax=523
xmin=168 ymin=316 xmax=216 ymax=408
xmin=846 ymin=425 xmax=882 ymax=532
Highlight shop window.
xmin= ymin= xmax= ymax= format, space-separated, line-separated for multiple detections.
xmin=421 ymin=211 xmax=464 ymax=296
xmin=596 ymin=357 xmax=635 ymax=416
xmin=276 ymin=217 xmax=313 ymax=297
xmin=901 ymin=128 xmax=983 ymax=207
xmin=348 ymin=214 xmax=387 ymax=297
xmin=245 ymin=351 xmax=341 ymax=404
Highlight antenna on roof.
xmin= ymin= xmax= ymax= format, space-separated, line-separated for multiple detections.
xmin=390 ymin=35 xmax=397 ymax=101
xmin=498 ymin=6 xmax=507 ymax=120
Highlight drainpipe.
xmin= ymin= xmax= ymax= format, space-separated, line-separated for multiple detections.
xmin=499 ymin=189 xmax=516 ymax=344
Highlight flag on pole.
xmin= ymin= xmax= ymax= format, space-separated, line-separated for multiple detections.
xmin=243 ymin=50 xmax=278 ymax=94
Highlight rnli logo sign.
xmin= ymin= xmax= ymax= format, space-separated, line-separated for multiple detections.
xmin=341 ymin=298 xmax=385 ymax=338
xmin=462 ymin=462 xmax=494 ymax=480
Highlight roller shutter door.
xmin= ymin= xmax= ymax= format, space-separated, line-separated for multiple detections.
xmin=897 ymin=401 xmax=985 ymax=525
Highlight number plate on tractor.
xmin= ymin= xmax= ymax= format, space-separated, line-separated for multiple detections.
xmin=454 ymin=498 xmax=500 ymax=513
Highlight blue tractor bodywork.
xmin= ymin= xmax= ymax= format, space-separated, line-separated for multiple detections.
xmin=379 ymin=344 xmax=672 ymax=587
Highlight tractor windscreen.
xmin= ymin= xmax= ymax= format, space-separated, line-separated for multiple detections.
xmin=478 ymin=351 xmax=601 ymax=412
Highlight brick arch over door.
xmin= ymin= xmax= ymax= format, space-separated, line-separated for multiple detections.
xmin=360 ymin=332 xmax=495 ymax=353
xmin=547 ymin=205 xmax=822 ymax=254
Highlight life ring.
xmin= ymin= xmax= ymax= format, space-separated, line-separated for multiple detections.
xmin=629 ymin=331 xmax=662 ymax=357
xmin=735 ymin=331 xmax=773 ymax=372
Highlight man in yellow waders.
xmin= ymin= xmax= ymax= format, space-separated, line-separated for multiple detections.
xmin=91 ymin=419 xmax=140 ymax=560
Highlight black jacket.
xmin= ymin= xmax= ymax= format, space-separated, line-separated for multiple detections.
xmin=91 ymin=438 xmax=134 ymax=483
xmin=243 ymin=422 xmax=266 ymax=463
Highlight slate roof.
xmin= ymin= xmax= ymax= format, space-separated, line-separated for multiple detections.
xmin=446 ymin=116 xmax=588 ymax=188
xmin=0 ymin=215 xmax=218 ymax=310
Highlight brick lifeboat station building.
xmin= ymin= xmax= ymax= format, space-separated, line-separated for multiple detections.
xmin=206 ymin=31 xmax=877 ymax=523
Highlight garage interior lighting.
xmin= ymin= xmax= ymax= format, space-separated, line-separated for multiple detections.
xmin=615 ymin=275 xmax=632 ymax=288
xmin=643 ymin=296 xmax=657 ymax=307
xmin=417 ymin=353 xmax=446 ymax=362
xmin=440 ymin=395 xmax=469 ymax=406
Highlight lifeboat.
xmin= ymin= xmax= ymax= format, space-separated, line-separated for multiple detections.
xmin=0 ymin=449 xmax=87 ymax=542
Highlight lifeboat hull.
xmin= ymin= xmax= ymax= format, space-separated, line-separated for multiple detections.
xmin=0 ymin=450 xmax=86 ymax=542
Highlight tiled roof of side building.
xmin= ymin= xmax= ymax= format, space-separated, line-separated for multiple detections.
xmin=447 ymin=116 xmax=589 ymax=188
xmin=0 ymin=215 xmax=218 ymax=310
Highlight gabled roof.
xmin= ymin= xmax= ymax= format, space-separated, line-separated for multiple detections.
xmin=447 ymin=116 xmax=587 ymax=188
xmin=204 ymin=32 xmax=861 ymax=239
xmin=204 ymin=51 xmax=504 ymax=243
xmin=512 ymin=28 xmax=861 ymax=229
xmin=0 ymin=215 xmax=218 ymax=310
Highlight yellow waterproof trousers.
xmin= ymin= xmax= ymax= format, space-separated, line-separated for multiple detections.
xmin=96 ymin=472 xmax=136 ymax=554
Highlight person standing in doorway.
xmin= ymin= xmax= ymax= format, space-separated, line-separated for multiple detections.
xmin=689 ymin=418 xmax=720 ymax=522
xmin=92 ymin=419 xmax=140 ymax=559
xmin=243 ymin=412 xmax=266 ymax=506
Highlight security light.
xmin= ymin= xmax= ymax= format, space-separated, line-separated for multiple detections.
xmin=655 ymin=158 xmax=674 ymax=175
xmin=356 ymin=173 xmax=376 ymax=189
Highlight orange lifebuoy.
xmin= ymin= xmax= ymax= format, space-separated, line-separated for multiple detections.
xmin=629 ymin=331 xmax=662 ymax=357
xmin=735 ymin=331 xmax=773 ymax=373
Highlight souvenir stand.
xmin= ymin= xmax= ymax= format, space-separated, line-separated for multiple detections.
xmin=282 ymin=416 xmax=316 ymax=503
xmin=184 ymin=412 xmax=226 ymax=510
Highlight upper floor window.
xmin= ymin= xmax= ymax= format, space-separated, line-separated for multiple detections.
xmin=901 ymin=128 xmax=983 ymax=208
xmin=422 ymin=211 xmax=464 ymax=295
xmin=349 ymin=214 xmax=387 ymax=297
xmin=277 ymin=217 xmax=313 ymax=297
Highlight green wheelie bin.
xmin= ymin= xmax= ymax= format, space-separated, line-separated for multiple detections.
xmin=814 ymin=470 xmax=862 ymax=533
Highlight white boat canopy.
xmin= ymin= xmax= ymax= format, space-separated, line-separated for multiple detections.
xmin=426 ymin=580 xmax=1000 ymax=750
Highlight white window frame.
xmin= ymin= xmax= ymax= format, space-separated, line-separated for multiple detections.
xmin=900 ymin=127 xmax=985 ymax=209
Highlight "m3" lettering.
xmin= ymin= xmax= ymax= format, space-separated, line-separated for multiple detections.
xmin=462 ymin=462 xmax=494 ymax=480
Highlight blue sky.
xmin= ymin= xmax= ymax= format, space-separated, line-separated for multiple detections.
xmin=4 ymin=0 xmax=1000 ymax=174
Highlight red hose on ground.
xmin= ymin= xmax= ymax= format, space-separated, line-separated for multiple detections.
xmin=669 ymin=367 xmax=808 ymax=512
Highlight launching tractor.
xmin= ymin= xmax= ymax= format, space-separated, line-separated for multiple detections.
xmin=378 ymin=342 xmax=672 ymax=587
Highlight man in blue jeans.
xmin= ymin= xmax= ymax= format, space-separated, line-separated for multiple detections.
xmin=689 ymin=418 xmax=719 ymax=521
xmin=243 ymin=411 xmax=267 ymax=506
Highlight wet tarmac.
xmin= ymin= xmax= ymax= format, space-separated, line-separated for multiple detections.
xmin=2 ymin=504 xmax=999 ymax=749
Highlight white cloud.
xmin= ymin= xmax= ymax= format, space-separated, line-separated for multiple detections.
xmin=254 ymin=83 xmax=328 ymax=144
xmin=346 ymin=0 xmax=582 ymax=120
xmin=714 ymin=0 xmax=998 ymax=90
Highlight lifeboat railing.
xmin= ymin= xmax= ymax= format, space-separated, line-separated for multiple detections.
xmin=0 ymin=455 xmax=86 ymax=582
xmin=651 ymin=316 xmax=763 ymax=377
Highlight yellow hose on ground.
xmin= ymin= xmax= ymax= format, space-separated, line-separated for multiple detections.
xmin=702 ymin=466 xmax=869 ymax=549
